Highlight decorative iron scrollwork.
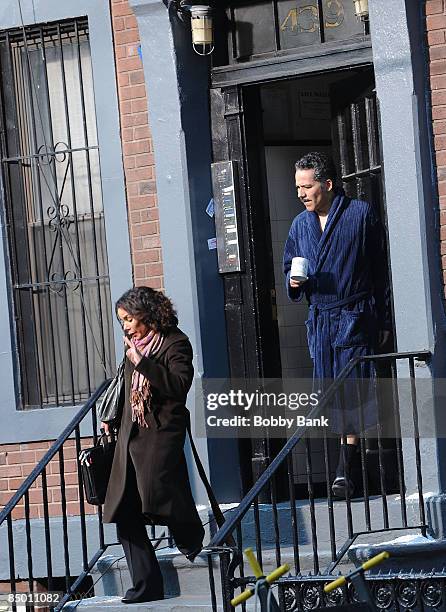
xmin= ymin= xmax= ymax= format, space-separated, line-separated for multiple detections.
xmin=300 ymin=583 xmax=322 ymax=610
xmin=283 ymin=585 xmax=298 ymax=611
xmin=324 ymin=584 xmax=345 ymax=607
xmin=37 ymin=143 xmax=54 ymax=166
xmin=421 ymin=580 xmax=442 ymax=608
xmin=37 ymin=141 xmax=69 ymax=165
xmin=348 ymin=580 xmax=360 ymax=603
xmin=48 ymin=203 xmax=71 ymax=232
xmin=54 ymin=141 xmax=69 ymax=163
xmin=49 ymin=270 xmax=79 ymax=295
xmin=373 ymin=582 xmax=394 ymax=609
xmin=397 ymin=581 xmax=418 ymax=609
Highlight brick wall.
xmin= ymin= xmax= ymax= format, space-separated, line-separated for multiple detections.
xmin=111 ymin=0 xmax=164 ymax=289
xmin=427 ymin=0 xmax=446 ymax=293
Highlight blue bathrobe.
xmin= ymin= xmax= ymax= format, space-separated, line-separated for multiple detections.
xmin=283 ymin=191 xmax=391 ymax=433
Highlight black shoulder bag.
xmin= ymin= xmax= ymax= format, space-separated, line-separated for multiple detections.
xmin=97 ymin=359 xmax=125 ymax=425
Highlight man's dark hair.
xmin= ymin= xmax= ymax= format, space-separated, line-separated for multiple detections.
xmin=295 ymin=152 xmax=337 ymax=184
xmin=116 ymin=286 xmax=178 ymax=334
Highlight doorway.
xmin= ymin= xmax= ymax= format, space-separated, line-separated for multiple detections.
xmin=260 ymin=68 xmax=387 ymax=382
xmin=210 ymin=65 xmax=393 ymax=494
xmin=259 ymin=67 xmax=391 ymax=492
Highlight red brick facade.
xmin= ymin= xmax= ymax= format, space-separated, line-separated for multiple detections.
xmin=111 ymin=0 xmax=163 ymax=289
xmin=426 ymin=0 xmax=446 ymax=291
xmin=0 ymin=439 xmax=97 ymax=520
xmin=0 ymin=0 xmax=163 ymax=519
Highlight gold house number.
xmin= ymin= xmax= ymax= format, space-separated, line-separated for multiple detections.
xmin=280 ymin=0 xmax=345 ymax=34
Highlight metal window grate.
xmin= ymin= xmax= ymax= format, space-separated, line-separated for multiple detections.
xmin=0 ymin=17 xmax=115 ymax=409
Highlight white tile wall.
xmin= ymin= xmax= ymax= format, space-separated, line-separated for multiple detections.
xmin=265 ymin=145 xmax=313 ymax=378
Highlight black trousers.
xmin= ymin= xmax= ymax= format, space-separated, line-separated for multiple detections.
xmin=115 ymin=460 xmax=164 ymax=601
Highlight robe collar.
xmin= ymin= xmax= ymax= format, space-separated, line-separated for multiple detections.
xmin=306 ymin=189 xmax=348 ymax=272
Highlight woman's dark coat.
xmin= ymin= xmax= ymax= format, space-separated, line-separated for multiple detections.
xmin=102 ymin=327 xmax=204 ymax=557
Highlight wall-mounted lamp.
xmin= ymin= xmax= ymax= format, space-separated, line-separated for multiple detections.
xmin=173 ymin=2 xmax=214 ymax=56
xmin=190 ymin=5 xmax=214 ymax=56
xmin=353 ymin=0 xmax=369 ymax=20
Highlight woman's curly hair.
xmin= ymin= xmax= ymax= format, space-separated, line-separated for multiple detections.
xmin=115 ymin=286 xmax=178 ymax=334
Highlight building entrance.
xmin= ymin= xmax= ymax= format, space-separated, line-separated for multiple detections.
xmin=210 ymin=65 xmax=394 ymax=496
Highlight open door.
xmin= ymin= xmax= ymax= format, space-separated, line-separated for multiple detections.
xmin=330 ymin=68 xmax=395 ymax=339
xmin=330 ymin=68 xmax=386 ymax=222
xmin=331 ymin=70 xmax=399 ymax=493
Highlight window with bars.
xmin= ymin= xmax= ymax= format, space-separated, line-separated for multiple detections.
xmin=0 ymin=18 xmax=115 ymax=409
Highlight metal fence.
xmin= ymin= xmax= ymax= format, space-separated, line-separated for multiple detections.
xmin=205 ymin=350 xmax=433 ymax=611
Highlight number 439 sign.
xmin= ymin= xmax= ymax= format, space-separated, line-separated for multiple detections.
xmin=280 ymin=0 xmax=345 ymax=34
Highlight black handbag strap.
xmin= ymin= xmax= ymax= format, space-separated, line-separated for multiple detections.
xmin=186 ymin=415 xmax=235 ymax=548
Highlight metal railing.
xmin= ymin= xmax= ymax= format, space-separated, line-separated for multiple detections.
xmin=0 ymin=350 xmax=435 ymax=611
xmin=205 ymin=350 xmax=432 ymax=611
xmin=0 ymin=379 xmax=175 ymax=611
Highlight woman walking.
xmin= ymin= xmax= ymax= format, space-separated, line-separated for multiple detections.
xmin=102 ymin=286 xmax=204 ymax=604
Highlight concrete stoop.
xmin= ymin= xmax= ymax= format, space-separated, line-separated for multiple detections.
xmin=64 ymin=545 xmax=352 ymax=611
xmin=89 ymin=548 xmax=222 ymax=600
xmin=63 ymin=594 xmax=226 ymax=611
xmin=61 ymin=494 xmax=430 ymax=610
xmin=60 ymin=548 xmax=223 ymax=610
xmin=64 ymin=549 xmax=239 ymax=610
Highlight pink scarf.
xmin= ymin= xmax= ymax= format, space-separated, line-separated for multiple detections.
xmin=130 ymin=330 xmax=164 ymax=428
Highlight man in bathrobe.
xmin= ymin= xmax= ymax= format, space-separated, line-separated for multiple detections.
xmin=283 ymin=152 xmax=391 ymax=497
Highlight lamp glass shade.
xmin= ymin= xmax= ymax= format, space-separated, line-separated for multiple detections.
xmin=191 ymin=15 xmax=213 ymax=45
xmin=353 ymin=0 xmax=369 ymax=18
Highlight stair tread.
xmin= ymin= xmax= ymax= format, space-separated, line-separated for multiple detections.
xmin=62 ymin=594 xmax=255 ymax=610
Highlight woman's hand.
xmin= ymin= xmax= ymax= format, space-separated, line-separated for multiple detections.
xmin=101 ymin=421 xmax=110 ymax=435
xmin=124 ymin=335 xmax=143 ymax=366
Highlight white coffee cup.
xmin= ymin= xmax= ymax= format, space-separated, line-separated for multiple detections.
xmin=291 ymin=257 xmax=309 ymax=282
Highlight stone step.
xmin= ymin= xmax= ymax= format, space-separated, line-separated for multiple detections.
xmin=88 ymin=545 xmax=354 ymax=607
xmin=62 ymin=593 xmax=257 ymax=611
xmin=91 ymin=547 xmax=223 ymax=599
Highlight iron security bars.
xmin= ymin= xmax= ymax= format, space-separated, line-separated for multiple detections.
xmin=0 ymin=18 xmax=115 ymax=409
xmin=331 ymin=81 xmax=383 ymax=208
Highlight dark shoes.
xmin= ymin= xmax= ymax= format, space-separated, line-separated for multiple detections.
xmin=186 ymin=545 xmax=203 ymax=563
xmin=121 ymin=589 xmax=164 ymax=604
xmin=331 ymin=475 xmax=355 ymax=499
xmin=331 ymin=443 xmax=359 ymax=499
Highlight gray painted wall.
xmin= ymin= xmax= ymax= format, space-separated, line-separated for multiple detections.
xmin=370 ymin=0 xmax=446 ymax=508
xmin=370 ymin=0 xmax=436 ymax=353
xmin=0 ymin=0 xmax=132 ymax=444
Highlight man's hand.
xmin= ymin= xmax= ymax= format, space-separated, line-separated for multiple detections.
xmin=124 ymin=335 xmax=143 ymax=366
xmin=290 ymin=278 xmax=307 ymax=288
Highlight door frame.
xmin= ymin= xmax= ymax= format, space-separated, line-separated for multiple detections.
xmin=212 ymin=40 xmax=373 ymax=88
xmin=210 ymin=51 xmax=382 ymax=491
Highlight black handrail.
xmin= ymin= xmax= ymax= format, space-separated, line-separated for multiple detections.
xmin=0 ymin=380 xmax=110 ymax=526
xmin=210 ymin=350 xmax=431 ymax=547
